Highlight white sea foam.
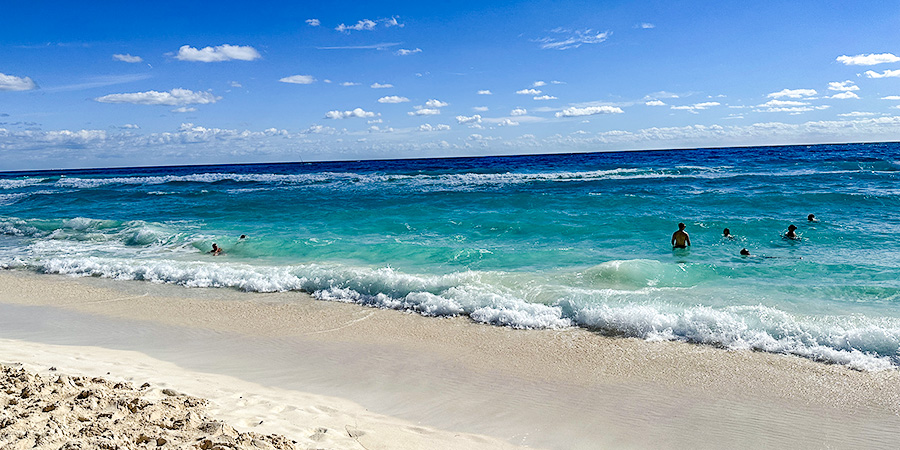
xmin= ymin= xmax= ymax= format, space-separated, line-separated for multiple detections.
xmin=4 ymin=252 xmax=896 ymax=371
xmin=0 ymin=178 xmax=46 ymax=189
xmin=5 ymin=165 xmax=867 ymax=192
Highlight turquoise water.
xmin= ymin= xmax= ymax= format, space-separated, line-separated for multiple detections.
xmin=2 ymin=143 xmax=900 ymax=370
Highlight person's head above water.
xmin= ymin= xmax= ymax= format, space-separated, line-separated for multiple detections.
xmin=740 ymin=248 xmax=750 ymax=256
xmin=723 ymin=228 xmax=731 ymax=236
xmin=678 ymin=222 xmax=686 ymax=230
xmin=807 ymin=214 xmax=817 ymax=222
xmin=788 ymin=224 xmax=797 ymax=231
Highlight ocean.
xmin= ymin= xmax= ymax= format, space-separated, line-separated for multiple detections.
xmin=2 ymin=143 xmax=899 ymax=370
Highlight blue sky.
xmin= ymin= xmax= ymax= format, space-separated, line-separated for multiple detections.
xmin=2 ymin=1 xmax=900 ymax=170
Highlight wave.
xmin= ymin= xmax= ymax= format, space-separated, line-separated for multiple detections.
xmin=0 ymin=178 xmax=48 ymax=190
xmin=0 ymin=216 xmax=182 ymax=248
xmin=1 ymin=253 xmax=896 ymax=371
xmin=1 ymin=166 xmax=876 ymax=192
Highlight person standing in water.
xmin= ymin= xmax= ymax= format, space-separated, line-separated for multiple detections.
xmin=209 ymin=243 xmax=223 ymax=255
xmin=723 ymin=228 xmax=733 ymax=239
xmin=671 ymin=223 xmax=691 ymax=249
xmin=785 ymin=224 xmax=799 ymax=239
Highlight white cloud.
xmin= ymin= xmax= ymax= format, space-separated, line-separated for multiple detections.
xmin=113 ymin=54 xmax=142 ymax=63
xmin=828 ymin=80 xmax=859 ymax=91
xmin=510 ymin=108 xmax=527 ymax=116
xmin=175 ymin=44 xmax=261 ymax=62
xmin=532 ymin=81 xmax=547 ymax=87
xmin=317 ymin=43 xmax=401 ymax=50
xmin=759 ymin=100 xmax=808 ymax=107
xmin=555 ymin=106 xmax=623 ymax=117
xmin=371 ymin=82 xmax=393 ymax=88
xmin=324 ymin=108 xmax=377 ymax=119
xmin=645 ymin=100 xmax=666 ymax=106
xmin=497 ymin=118 xmax=519 ymax=126
xmin=95 ymin=88 xmax=220 ymax=106
xmin=644 ymin=91 xmax=680 ymax=100
xmin=171 ymin=107 xmax=196 ymax=113
xmin=831 ymin=91 xmax=859 ymax=100
xmin=767 ymin=88 xmax=817 ymax=99
xmin=336 ymin=19 xmax=377 ymax=33
xmin=517 ymin=88 xmax=541 ymax=95
xmin=378 ymin=95 xmax=409 ymax=104
xmin=639 ymin=23 xmax=655 ymax=29
xmin=279 ymin=75 xmax=316 ymax=84
xmin=383 ymin=16 xmax=404 ymax=28
xmin=425 ymin=99 xmax=448 ymax=108
xmin=341 ymin=82 xmax=360 ymax=86
xmin=882 ymin=95 xmax=900 ymax=100
xmin=302 ymin=124 xmax=338 ymax=134
xmin=865 ymin=69 xmax=900 ymax=79
xmin=0 ymin=73 xmax=37 ymax=91
xmin=838 ymin=111 xmax=876 ymax=117
xmin=671 ymin=102 xmax=720 ymax=112
xmin=533 ymin=95 xmax=557 ymax=100
xmin=537 ymin=29 xmax=610 ymax=50
xmin=418 ymin=123 xmax=450 ymax=132
xmin=229 ymin=81 xmax=242 ymax=88
xmin=836 ymin=53 xmax=900 ymax=66
xmin=473 ymin=106 xmax=489 ymax=112
xmin=396 ymin=48 xmax=422 ymax=56
xmin=754 ymin=105 xmax=830 ymax=113
xmin=456 ymin=114 xmax=482 ymax=124
xmin=120 ymin=124 xmax=140 ymax=129
xmin=409 ymin=108 xmax=440 ymax=116
xmin=477 ymin=90 xmax=493 ymax=95
xmin=306 ymin=19 xmax=320 ymax=26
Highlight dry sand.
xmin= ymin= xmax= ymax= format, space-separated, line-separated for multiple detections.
xmin=1 ymin=270 xmax=899 ymax=449
xmin=0 ymin=363 xmax=295 ymax=450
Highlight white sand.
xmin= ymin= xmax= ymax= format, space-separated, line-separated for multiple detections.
xmin=2 ymin=270 xmax=900 ymax=449
xmin=1 ymin=341 xmax=518 ymax=450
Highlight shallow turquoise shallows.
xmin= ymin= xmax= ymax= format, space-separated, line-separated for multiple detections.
xmin=2 ymin=143 xmax=899 ymax=370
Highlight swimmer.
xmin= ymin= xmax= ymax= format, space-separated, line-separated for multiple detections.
xmin=239 ymin=234 xmax=247 ymax=239
xmin=723 ymin=228 xmax=733 ymax=239
xmin=209 ymin=243 xmax=223 ymax=255
xmin=671 ymin=222 xmax=691 ymax=249
xmin=785 ymin=224 xmax=799 ymax=240
xmin=807 ymin=214 xmax=818 ymax=222
xmin=740 ymin=248 xmax=751 ymax=256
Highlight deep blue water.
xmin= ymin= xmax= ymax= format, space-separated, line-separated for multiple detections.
xmin=2 ymin=143 xmax=900 ymax=369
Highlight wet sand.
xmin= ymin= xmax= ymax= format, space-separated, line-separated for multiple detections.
xmin=1 ymin=270 xmax=899 ymax=449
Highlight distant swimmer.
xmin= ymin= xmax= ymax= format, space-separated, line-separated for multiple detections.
xmin=807 ymin=214 xmax=818 ymax=222
xmin=739 ymin=248 xmax=800 ymax=259
xmin=671 ymin=223 xmax=691 ymax=249
xmin=723 ymin=228 xmax=733 ymax=239
xmin=209 ymin=243 xmax=223 ymax=255
xmin=239 ymin=234 xmax=247 ymax=239
xmin=784 ymin=224 xmax=799 ymax=240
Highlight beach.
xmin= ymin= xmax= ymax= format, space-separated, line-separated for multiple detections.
xmin=2 ymin=270 xmax=899 ymax=449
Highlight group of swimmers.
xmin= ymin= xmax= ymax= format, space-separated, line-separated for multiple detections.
xmin=672 ymin=214 xmax=818 ymax=257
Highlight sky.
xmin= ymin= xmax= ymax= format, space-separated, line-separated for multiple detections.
xmin=2 ymin=0 xmax=900 ymax=170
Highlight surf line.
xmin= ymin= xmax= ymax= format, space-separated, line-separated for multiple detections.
xmin=302 ymin=311 xmax=376 ymax=336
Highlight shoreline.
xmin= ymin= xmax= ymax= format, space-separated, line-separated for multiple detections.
xmin=1 ymin=269 xmax=899 ymax=449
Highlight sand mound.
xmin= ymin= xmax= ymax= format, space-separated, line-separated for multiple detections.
xmin=0 ymin=364 xmax=295 ymax=450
